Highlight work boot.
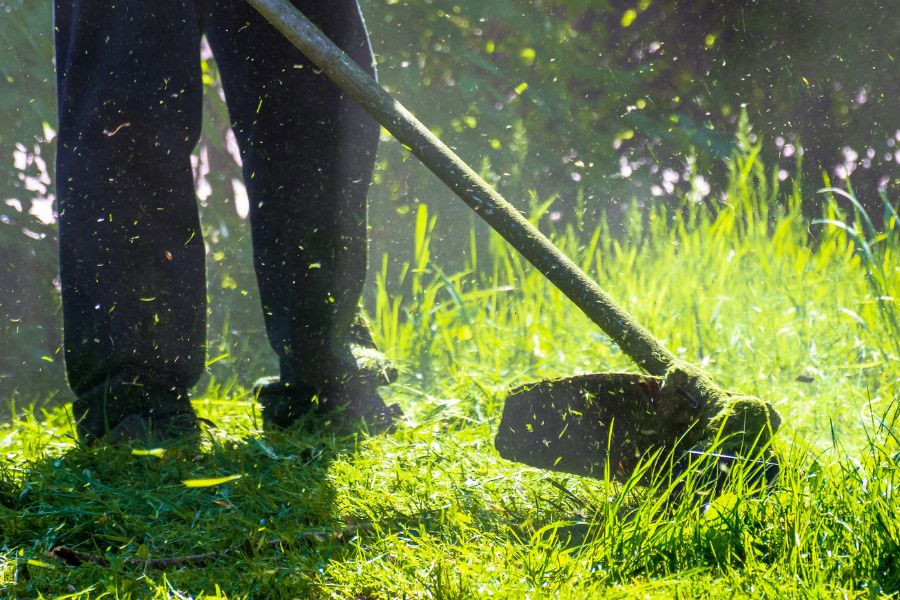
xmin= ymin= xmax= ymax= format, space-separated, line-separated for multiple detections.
xmin=73 ymin=373 xmax=199 ymax=445
xmin=92 ymin=411 xmax=201 ymax=445
xmin=255 ymin=318 xmax=401 ymax=432
xmin=316 ymin=379 xmax=404 ymax=433
xmin=254 ymin=378 xmax=318 ymax=430
xmin=255 ymin=376 xmax=402 ymax=433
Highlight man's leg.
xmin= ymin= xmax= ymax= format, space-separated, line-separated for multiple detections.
xmin=205 ymin=0 xmax=395 ymax=426
xmin=55 ymin=0 xmax=207 ymax=440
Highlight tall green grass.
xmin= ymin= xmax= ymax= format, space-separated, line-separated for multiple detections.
xmin=1 ymin=136 xmax=898 ymax=597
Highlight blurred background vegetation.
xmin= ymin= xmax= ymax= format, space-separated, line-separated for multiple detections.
xmin=1 ymin=0 xmax=897 ymax=410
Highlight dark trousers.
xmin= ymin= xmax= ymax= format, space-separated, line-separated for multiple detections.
xmin=54 ymin=0 xmax=379 ymax=416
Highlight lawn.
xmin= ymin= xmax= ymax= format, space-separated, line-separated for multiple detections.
xmin=1 ymin=142 xmax=898 ymax=598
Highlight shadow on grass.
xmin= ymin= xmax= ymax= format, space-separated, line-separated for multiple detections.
xmin=0 ymin=417 xmax=387 ymax=598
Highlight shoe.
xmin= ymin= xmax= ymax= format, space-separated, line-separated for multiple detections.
xmin=317 ymin=381 xmax=403 ymax=434
xmin=254 ymin=378 xmax=318 ymax=430
xmin=96 ymin=411 xmax=200 ymax=445
xmin=73 ymin=373 xmax=198 ymax=445
xmin=76 ymin=408 xmax=201 ymax=445
xmin=255 ymin=317 xmax=401 ymax=431
xmin=255 ymin=377 xmax=402 ymax=434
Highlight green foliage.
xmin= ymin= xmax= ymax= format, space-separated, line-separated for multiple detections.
xmin=1 ymin=141 xmax=899 ymax=598
xmin=364 ymin=0 xmax=899 ymax=220
xmin=0 ymin=0 xmax=54 ymax=147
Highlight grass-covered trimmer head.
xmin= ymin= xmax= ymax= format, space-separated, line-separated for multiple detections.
xmin=245 ymin=0 xmax=782 ymax=487
xmin=495 ymin=364 xmax=780 ymax=483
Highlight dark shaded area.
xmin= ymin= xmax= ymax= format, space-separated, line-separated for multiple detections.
xmin=1 ymin=429 xmax=345 ymax=597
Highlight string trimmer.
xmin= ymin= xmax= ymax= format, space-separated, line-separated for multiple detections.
xmin=246 ymin=0 xmax=781 ymax=483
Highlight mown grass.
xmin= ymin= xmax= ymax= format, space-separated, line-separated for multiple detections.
xmin=1 ymin=139 xmax=898 ymax=598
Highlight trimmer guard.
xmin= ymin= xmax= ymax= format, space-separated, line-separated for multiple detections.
xmin=495 ymin=373 xmax=692 ymax=480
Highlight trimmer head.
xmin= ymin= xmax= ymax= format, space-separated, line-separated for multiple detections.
xmin=495 ymin=373 xmax=683 ymax=479
xmin=494 ymin=367 xmax=780 ymax=485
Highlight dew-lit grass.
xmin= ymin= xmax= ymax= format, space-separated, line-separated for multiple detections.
xmin=1 ymin=142 xmax=898 ymax=597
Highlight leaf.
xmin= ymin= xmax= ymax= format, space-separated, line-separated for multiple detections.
xmin=205 ymin=353 xmax=229 ymax=368
xmin=182 ymin=474 xmax=243 ymax=488
xmin=27 ymin=558 xmax=54 ymax=568
xmin=838 ymin=307 xmax=867 ymax=328
xmin=519 ymin=47 xmax=536 ymax=66
xmin=132 ymin=448 xmax=166 ymax=458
